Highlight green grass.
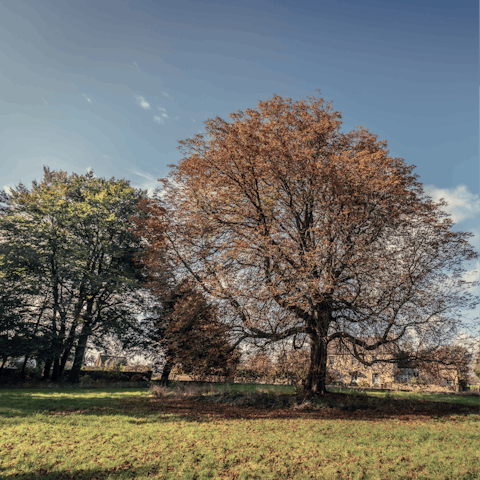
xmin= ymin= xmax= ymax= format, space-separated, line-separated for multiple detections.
xmin=328 ymin=386 xmax=480 ymax=407
xmin=173 ymin=381 xmax=480 ymax=404
xmin=0 ymin=387 xmax=479 ymax=479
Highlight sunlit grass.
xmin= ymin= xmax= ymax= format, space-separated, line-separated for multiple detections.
xmin=328 ymin=386 xmax=480 ymax=407
xmin=0 ymin=387 xmax=478 ymax=479
xmin=0 ymin=388 xmax=151 ymax=417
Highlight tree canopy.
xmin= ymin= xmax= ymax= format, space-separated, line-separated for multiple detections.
xmin=0 ymin=168 xmax=147 ymax=381
xmin=149 ymin=93 xmax=478 ymax=395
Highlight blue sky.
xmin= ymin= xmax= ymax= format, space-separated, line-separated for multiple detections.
xmin=1 ymin=0 xmax=478 ymax=324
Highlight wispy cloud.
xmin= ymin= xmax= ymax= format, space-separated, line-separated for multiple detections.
xmin=424 ymin=184 xmax=480 ymax=224
xmin=83 ymin=94 xmax=92 ymax=103
xmin=462 ymin=261 xmax=480 ymax=286
xmin=191 ymin=117 xmax=196 ymax=123
xmin=133 ymin=62 xmax=139 ymax=68
xmin=158 ymin=107 xmax=169 ymax=119
xmin=86 ymin=166 xmax=92 ymax=173
xmin=162 ymin=92 xmax=173 ymax=100
xmin=468 ymin=226 xmax=480 ymax=251
xmin=154 ymin=107 xmax=170 ymax=125
xmin=130 ymin=169 xmax=159 ymax=197
xmin=131 ymin=169 xmax=156 ymax=182
xmin=135 ymin=95 xmax=151 ymax=110
xmin=102 ymin=154 xmax=113 ymax=160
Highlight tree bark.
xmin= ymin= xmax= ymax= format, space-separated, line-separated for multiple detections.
xmin=58 ymin=346 xmax=72 ymax=378
xmin=0 ymin=356 xmax=7 ymax=374
xmin=0 ymin=356 xmax=8 ymax=373
xmin=58 ymin=321 xmax=79 ymax=378
xmin=58 ymin=292 xmax=87 ymax=377
xmin=42 ymin=358 xmax=53 ymax=380
xmin=51 ymin=358 xmax=60 ymax=381
xmin=158 ymin=362 xmax=173 ymax=387
xmin=53 ymin=318 xmax=66 ymax=379
xmin=303 ymin=332 xmax=329 ymax=396
xmin=19 ymin=356 xmax=29 ymax=380
xmin=68 ymin=325 xmax=91 ymax=383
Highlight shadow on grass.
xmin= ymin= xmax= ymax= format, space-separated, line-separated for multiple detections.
xmin=0 ymin=464 xmax=164 ymax=480
xmin=0 ymin=388 xmax=477 ymax=423
xmin=149 ymin=394 xmax=479 ymax=422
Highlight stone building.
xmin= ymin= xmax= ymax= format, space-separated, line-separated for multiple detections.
xmin=327 ymin=338 xmax=461 ymax=390
xmin=94 ymin=354 xmax=127 ymax=369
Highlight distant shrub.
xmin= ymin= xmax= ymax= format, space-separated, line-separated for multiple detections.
xmin=80 ymin=374 xmax=92 ymax=386
xmin=65 ymin=369 xmax=153 ymax=383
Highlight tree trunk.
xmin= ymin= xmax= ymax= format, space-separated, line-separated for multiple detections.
xmin=68 ymin=325 xmax=91 ymax=383
xmin=58 ymin=348 xmax=70 ymax=379
xmin=303 ymin=334 xmax=329 ymax=396
xmin=58 ymin=293 xmax=88 ymax=377
xmin=58 ymin=321 xmax=79 ymax=378
xmin=19 ymin=356 xmax=29 ymax=379
xmin=0 ymin=356 xmax=7 ymax=373
xmin=51 ymin=358 xmax=60 ymax=381
xmin=42 ymin=358 xmax=53 ymax=380
xmin=159 ymin=362 xmax=172 ymax=387
xmin=53 ymin=318 xmax=66 ymax=379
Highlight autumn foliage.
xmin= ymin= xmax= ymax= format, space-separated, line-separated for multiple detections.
xmin=153 ymin=280 xmax=239 ymax=384
xmin=133 ymin=201 xmax=239 ymax=386
xmin=142 ymin=93 xmax=477 ymax=395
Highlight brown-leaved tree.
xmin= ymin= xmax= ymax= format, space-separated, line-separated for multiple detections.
xmin=134 ymin=201 xmax=240 ymax=387
xmin=150 ymin=93 xmax=478 ymax=395
xmin=151 ymin=280 xmax=240 ymax=386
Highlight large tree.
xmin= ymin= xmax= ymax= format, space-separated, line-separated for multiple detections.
xmin=0 ymin=168 xmax=147 ymax=382
xmin=150 ymin=93 xmax=478 ymax=395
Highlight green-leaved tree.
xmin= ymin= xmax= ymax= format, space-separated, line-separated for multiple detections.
xmin=0 ymin=167 xmax=147 ymax=382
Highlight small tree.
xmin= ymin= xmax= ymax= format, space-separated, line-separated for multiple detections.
xmin=275 ymin=346 xmax=310 ymax=386
xmin=146 ymin=280 xmax=240 ymax=386
xmin=133 ymin=202 xmax=240 ymax=386
xmin=238 ymin=350 xmax=274 ymax=382
xmin=416 ymin=345 xmax=473 ymax=389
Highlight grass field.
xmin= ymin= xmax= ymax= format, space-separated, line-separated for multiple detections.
xmin=0 ymin=386 xmax=478 ymax=479
xmin=326 ymin=386 xmax=480 ymax=407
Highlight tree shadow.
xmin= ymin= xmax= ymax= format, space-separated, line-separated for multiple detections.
xmin=0 ymin=464 xmax=164 ymax=480
xmin=141 ymin=394 xmax=478 ymax=422
xmin=0 ymin=388 xmax=477 ymax=423
xmin=0 ymin=393 xmax=478 ymax=479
